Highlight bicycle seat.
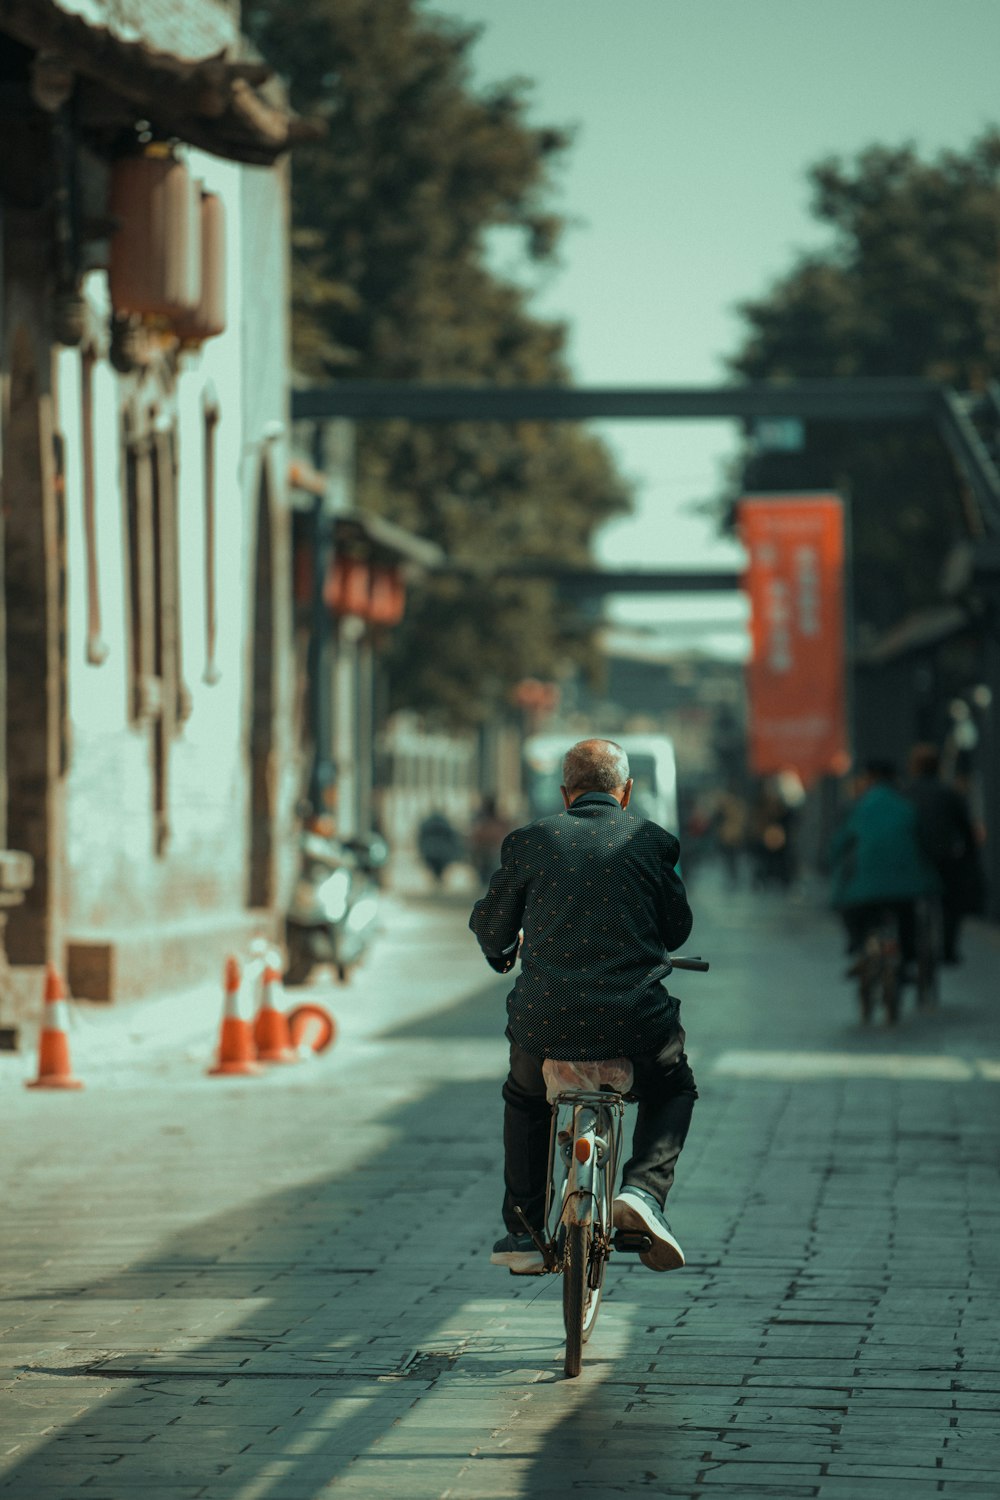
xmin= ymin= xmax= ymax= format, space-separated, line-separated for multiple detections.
xmin=542 ymin=1058 xmax=634 ymax=1103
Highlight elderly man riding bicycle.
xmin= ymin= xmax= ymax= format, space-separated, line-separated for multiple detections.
xmin=470 ymin=737 xmax=698 ymax=1275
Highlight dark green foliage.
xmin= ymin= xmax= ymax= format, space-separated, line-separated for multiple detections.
xmin=245 ymin=0 xmax=631 ymax=722
xmin=728 ymin=131 xmax=1000 ymax=638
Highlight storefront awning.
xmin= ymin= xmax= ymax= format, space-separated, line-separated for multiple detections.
xmin=288 ymin=460 xmax=444 ymax=571
xmin=333 ymin=510 xmax=444 ymax=572
xmin=858 ymin=605 xmax=975 ymax=667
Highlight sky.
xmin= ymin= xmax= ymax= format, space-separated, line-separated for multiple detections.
xmin=427 ymin=0 xmax=1000 ymax=655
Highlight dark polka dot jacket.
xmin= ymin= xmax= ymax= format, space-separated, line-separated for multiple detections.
xmin=469 ymin=791 xmax=693 ymax=1060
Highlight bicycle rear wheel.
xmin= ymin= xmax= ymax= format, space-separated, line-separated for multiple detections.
xmin=562 ymin=1223 xmax=594 ymax=1377
xmin=857 ymin=932 xmax=881 ymax=1024
xmin=882 ymin=964 xmax=899 ymax=1023
xmin=880 ymin=933 xmax=901 ymax=1025
xmin=562 ymin=1210 xmax=610 ymax=1375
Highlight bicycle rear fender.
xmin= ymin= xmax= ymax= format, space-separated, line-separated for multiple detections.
xmin=564 ymin=1105 xmax=599 ymax=1226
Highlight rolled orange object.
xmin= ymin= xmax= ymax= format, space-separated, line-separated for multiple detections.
xmin=286 ymin=1003 xmax=336 ymax=1054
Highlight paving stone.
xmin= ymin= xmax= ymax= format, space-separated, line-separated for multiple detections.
xmin=813 ymin=1485 xmax=942 ymax=1500
xmin=936 ymin=1484 xmax=1000 ymax=1497
xmin=2 ymin=879 xmax=999 ymax=1498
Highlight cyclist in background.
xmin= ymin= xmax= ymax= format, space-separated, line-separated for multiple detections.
xmin=830 ymin=759 xmax=940 ymax=972
xmin=470 ymin=738 xmax=697 ymax=1276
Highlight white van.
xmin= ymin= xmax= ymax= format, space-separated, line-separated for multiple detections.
xmin=522 ymin=733 xmax=679 ymax=833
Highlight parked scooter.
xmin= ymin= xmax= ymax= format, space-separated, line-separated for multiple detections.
xmin=285 ymin=822 xmax=389 ymax=986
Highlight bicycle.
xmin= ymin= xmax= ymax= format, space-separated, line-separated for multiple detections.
xmin=512 ymin=955 xmax=709 ymax=1379
xmin=855 ymin=910 xmax=902 ymax=1026
xmin=853 ymin=900 xmax=938 ymax=1025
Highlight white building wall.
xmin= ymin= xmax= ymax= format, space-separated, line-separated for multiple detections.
xmin=53 ymin=146 xmax=293 ymax=993
xmin=238 ymin=156 xmax=299 ymax=907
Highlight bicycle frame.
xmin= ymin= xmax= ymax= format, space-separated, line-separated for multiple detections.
xmin=531 ymin=1087 xmax=636 ymax=1378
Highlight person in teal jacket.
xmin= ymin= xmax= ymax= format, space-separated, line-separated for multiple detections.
xmin=830 ymin=759 xmax=940 ymax=966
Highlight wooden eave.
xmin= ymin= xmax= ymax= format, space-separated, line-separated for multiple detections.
xmin=0 ymin=0 xmax=322 ymax=165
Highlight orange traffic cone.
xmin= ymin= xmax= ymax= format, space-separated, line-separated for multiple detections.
xmin=26 ymin=964 xmax=83 ymax=1090
xmin=208 ymin=956 xmax=262 ymax=1076
xmin=253 ymin=951 xmax=298 ymax=1063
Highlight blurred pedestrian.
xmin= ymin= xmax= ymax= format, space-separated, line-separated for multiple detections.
xmin=748 ymin=777 xmax=796 ymax=888
xmin=417 ymin=810 xmax=464 ymax=886
xmin=676 ymin=793 xmax=711 ymax=888
xmin=468 ymin=795 xmax=511 ymax=889
xmin=906 ymin=744 xmax=986 ymax=964
xmin=711 ymin=788 xmax=748 ymax=888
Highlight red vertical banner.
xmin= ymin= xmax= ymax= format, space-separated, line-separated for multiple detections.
xmin=739 ymin=493 xmax=850 ymax=786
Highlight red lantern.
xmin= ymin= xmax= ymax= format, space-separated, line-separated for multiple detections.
xmin=173 ymin=191 xmax=226 ymax=346
xmin=108 ymin=154 xmax=199 ymax=323
xmin=368 ymin=566 xmax=406 ymax=626
xmin=513 ymin=678 xmax=561 ymax=714
xmin=325 ymin=557 xmax=370 ymax=617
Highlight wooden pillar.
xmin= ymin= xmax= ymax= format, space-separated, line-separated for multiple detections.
xmin=247 ymin=454 xmax=276 ymax=908
xmin=2 ymin=320 xmax=63 ymax=964
xmin=978 ymin=625 xmax=1000 ymax=921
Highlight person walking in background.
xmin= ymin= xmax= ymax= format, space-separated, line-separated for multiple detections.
xmin=829 ymin=759 xmax=941 ymax=971
xmin=748 ymin=776 xmax=798 ymax=889
xmin=417 ymin=810 xmax=464 ymax=886
xmin=711 ymin=787 xmax=748 ymax=888
xmin=468 ymin=795 xmax=511 ymax=890
xmin=906 ymin=744 xmax=986 ymax=964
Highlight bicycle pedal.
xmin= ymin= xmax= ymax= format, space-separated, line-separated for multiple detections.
xmin=612 ymin=1230 xmax=654 ymax=1254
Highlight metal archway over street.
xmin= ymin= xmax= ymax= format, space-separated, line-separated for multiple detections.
xmin=292 ymin=378 xmax=1000 ymax=535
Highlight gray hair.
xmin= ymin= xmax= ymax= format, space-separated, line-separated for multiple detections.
xmin=561 ymin=738 xmax=630 ymax=795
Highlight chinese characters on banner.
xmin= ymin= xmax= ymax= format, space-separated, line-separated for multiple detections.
xmin=739 ymin=494 xmax=849 ymax=787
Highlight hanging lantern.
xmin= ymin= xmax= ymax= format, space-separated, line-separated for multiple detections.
xmin=108 ymin=153 xmax=199 ymax=324
xmin=173 ymin=192 xmax=226 ymax=347
xmin=368 ymin=565 xmax=406 ymax=626
xmin=324 ymin=556 xmax=370 ymax=617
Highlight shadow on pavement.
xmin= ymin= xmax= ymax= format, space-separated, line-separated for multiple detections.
xmin=376 ymin=970 xmax=509 ymax=1043
xmin=1 ymin=1057 xmax=567 ymax=1497
xmin=5 ymin=882 xmax=1000 ymax=1497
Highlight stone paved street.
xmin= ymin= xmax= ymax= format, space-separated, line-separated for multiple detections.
xmin=2 ymin=869 xmax=999 ymax=1499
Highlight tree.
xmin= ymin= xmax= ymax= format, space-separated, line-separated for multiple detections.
xmin=244 ymin=0 xmax=631 ymax=723
xmin=727 ymin=131 xmax=1000 ymax=639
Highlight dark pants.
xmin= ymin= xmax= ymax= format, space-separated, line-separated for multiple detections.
xmin=501 ymin=1029 xmax=698 ymax=1234
xmin=842 ymin=901 xmax=917 ymax=966
xmin=941 ymin=899 xmax=962 ymax=964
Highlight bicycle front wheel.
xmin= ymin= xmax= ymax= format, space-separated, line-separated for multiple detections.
xmin=562 ymin=1223 xmax=606 ymax=1377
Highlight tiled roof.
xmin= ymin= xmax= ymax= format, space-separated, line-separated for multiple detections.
xmin=49 ymin=0 xmax=239 ymax=64
xmin=0 ymin=0 xmax=321 ymax=163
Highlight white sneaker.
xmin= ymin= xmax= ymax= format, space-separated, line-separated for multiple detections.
xmin=613 ymin=1186 xmax=685 ymax=1271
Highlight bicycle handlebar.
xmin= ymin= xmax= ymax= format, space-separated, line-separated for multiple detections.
xmin=669 ymin=955 xmax=710 ymax=972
